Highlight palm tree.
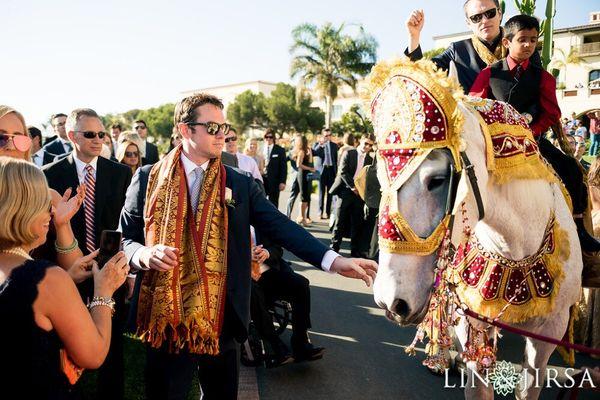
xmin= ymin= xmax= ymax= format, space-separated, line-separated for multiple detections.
xmin=290 ymin=22 xmax=377 ymax=128
xmin=550 ymin=48 xmax=583 ymax=88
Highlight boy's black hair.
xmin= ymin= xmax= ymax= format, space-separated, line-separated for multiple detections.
xmin=503 ymin=14 xmax=540 ymax=41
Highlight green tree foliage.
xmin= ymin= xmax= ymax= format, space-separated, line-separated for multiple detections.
xmin=135 ymin=103 xmax=175 ymax=139
xmin=226 ymin=90 xmax=268 ymax=133
xmin=423 ymin=48 xmax=445 ymax=60
xmin=227 ymin=83 xmax=325 ymax=137
xmin=289 ymin=22 xmax=378 ymax=128
xmin=330 ymin=104 xmax=373 ymax=136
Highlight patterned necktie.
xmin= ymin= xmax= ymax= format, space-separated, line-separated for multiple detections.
xmin=514 ymin=65 xmax=523 ymax=82
xmin=83 ymin=164 xmax=96 ymax=253
xmin=324 ymin=144 xmax=331 ymax=166
xmin=190 ymin=167 xmax=204 ymax=213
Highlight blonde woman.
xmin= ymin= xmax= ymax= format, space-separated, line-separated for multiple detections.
xmin=0 ymin=105 xmax=32 ymax=161
xmin=0 ymin=157 xmax=129 ymax=398
xmin=116 ymin=140 xmax=141 ymax=174
xmin=118 ymin=131 xmax=145 ymax=159
xmin=244 ymin=137 xmax=265 ymax=172
xmin=1 ymin=106 xmax=87 ymax=272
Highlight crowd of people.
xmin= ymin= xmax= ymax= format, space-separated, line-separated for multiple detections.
xmin=0 ymin=96 xmax=378 ymax=400
xmin=2 ymin=0 xmax=600 ymax=399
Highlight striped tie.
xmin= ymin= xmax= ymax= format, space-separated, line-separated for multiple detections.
xmin=84 ymin=164 xmax=96 ymax=253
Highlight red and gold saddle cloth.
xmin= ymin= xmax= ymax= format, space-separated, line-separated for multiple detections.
xmin=447 ymin=213 xmax=569 ymax=323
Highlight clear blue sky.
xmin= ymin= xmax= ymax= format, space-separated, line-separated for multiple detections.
xmin=3 ymin=0 xmax=597 ymax=127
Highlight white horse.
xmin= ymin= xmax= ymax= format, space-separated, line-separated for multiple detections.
xmin=373 ymin=97 xmax=582 ymax=399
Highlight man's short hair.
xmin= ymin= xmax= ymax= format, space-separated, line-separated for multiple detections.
xmin=111 ymin=123 xmax=122 ymax=130
xmin=503 ymin=14 xmax=540 ymax=40
xmin=174 ymin=93 xmax=224 ymax=126
xmin=134 ymin=119 xmax=147 ymax=128
xmin=360 ymin=133 xmax=375 ymax=142
xmin=27 ymin=126 xmax=42 ymax=141
xmin=463 ymin=0 xmax=500 ymax=15
xmin=65 ymin=108 xmax=100 ymax=133
xmin=321 ymin=128 xmax=331 ymax=135
xmin=50 ymin=113 xmax=67 ymax=124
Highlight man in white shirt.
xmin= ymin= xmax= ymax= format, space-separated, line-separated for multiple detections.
xmin=28 ymin=126 xmax=55 ymax=167
xmin=225 ymin=128 xmax=263 ymax=182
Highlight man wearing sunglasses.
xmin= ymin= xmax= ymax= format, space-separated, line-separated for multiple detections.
xmin=404 ymin=0 xmax=522 ymax=93
xmin=42 ymin=113 xmax=72 ymax=158
xmin=119 ymin=93 xmax=377 ymax=400
xmin=262 ymin=129 xmax=288 ymax=208
xmin=43 ymin=108 xmax=132 ymax=400
xmin=133 ymin=120 xmax=159 ymax=166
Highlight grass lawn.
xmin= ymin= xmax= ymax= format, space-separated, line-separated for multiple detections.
xmin=77 ymin=335 xmax=201 ymax=400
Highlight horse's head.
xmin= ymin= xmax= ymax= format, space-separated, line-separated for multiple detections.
xmin=366 ymin=59 xmax=488 ymax=325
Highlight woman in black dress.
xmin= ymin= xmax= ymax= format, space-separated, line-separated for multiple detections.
xmin=292 ymin=135 xmax=315 ymax=226
xmin=0 ymin=158 xmax=129 ymax=399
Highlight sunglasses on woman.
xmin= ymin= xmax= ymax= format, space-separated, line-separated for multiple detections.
xmin=468 ymin=8 xmax=497 ymax=23
xmin=0 ymin=133 xmax=32 ymax=152
xmin=125 ymin=151 xmax=139 ymax=157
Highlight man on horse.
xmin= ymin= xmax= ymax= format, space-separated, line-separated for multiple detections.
xmin=404 ymin=0 xmax=600 ymax=287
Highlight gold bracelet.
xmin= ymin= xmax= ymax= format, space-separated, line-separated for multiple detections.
xmin=55 ymin=238 xmax=79 ymax=254
xmin=88 ymin=296 xmax=116 ymax=316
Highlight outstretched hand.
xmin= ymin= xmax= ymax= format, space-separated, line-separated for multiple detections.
xmin=51 ymin=186 xmax=85 ymax=227
xmin=330 ymin=257 xmax=378 ymax=287
xmin=406 ymin=9 xmax=425 ymax=38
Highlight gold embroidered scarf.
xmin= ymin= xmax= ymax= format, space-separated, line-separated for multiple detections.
xmin=470 ymin=35 xmax=505 ymax=66
xmin=137 ymin=146 xmax=228 ymax=355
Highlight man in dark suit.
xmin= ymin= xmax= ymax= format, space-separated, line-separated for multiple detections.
xmin=404 ymin=0 xmax=512 ymax=93
xmin=43 ymin=108 xmax=132 ymax=400
xmin=42 ymin=113 xmax=72 ymax=160
xmin=133 ymin=119 xmax=160 ymax=165
xmin=262 ymin=129 xmax=287 ymax=208
xmin=27 ymin=126 xmax=56 ymax=167
xmin=312 ymin=128 xmax=338 ymax=219
xmin=250 ymin=230 xmax=324 ymax=366
xmin=119 ymin=93 xmax=377 ymax=400
xmin=329 ymin=134 xmax=375 ymax=257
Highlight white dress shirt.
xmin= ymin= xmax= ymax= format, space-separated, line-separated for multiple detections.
xmin=31 ymin=149 xmax=45 ymax=168
xmin=59 ymin=137 xmax=72 ymax=153
xmin=236 ymin=152 xmax=263 ymax=182
xmin=73 ymin=155 xmax=98 ymax=183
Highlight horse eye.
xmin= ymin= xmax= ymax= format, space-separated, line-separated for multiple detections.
xmin=427 ymin=176 xmax=446 ymax=191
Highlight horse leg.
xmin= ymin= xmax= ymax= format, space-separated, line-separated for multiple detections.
xmin=516 ymin=312 xmax=570 ymax=400
xmin=454 ymin=318 xmax=494 ymax=400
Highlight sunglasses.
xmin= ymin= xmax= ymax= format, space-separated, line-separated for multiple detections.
xmin=187 ymin=121 xmax=231 ymax=136
xmin=76 ymin=131 xmax=107 ymax=139
xmin=125 ymin=151 xmax=139 ymax=157
xmin=264 ymin=135 xmax=274 ymax=139
xmin=134 ymin=126 xmax=146 ymax=130
xmin=225 ymin=136 xmax=237 ymax=143
xmin=0 ymin=133 xmax=32 ymax=152
xmin=468 ymin=8 xmax=498 ymax=23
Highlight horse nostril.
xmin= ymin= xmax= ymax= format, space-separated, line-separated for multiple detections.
xmin=393 ymin=299 xmax=410 ymax=318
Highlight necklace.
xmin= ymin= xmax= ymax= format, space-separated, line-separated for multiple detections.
xmin=0 ymin=247 xmax=33 ymax=260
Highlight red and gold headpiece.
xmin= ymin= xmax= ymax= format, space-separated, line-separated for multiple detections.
xmin=365 ymin=59 xmax=465 ymax=255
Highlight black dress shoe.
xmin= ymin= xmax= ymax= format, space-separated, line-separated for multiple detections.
xmin=265 ymin=353 xmax=294 ymax=368
xmin=575 ymin=219 xmax=600 ymax=252
xmin=293 ymin=343 xmax=325 ymax=362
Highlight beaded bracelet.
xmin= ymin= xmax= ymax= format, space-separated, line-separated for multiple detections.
xmin=55 ymin=238 xmax=79 ymax=254
xmin=88 ymin=296 xmax=116 ymax=316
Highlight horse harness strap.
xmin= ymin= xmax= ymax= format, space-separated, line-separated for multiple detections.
xmin=459 ymin=152 xmax=484 ymax=221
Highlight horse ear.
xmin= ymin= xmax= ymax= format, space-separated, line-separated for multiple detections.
xmin=448 ymin=61 xmax=460 ymax=86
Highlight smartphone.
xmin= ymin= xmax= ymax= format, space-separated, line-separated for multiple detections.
xmin=97 ymin=230 xmax=122 ymax=269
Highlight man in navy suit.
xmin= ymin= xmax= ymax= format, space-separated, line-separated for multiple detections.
xmin=133 ymin=119 xmax=160 ymax=165
xmin=42 ymin=113 xmax=72 ymax=161
xmin=262 ymin=129 xmax=287 ymax=208
xmin=312 ymin=128 xmax=338 ymax=219
xmin=120 ymin=93 xmax=377 ymax=400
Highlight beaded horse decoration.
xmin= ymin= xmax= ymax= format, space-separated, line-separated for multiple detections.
xmin=366 ymin=58 xmax=570 ymax=371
